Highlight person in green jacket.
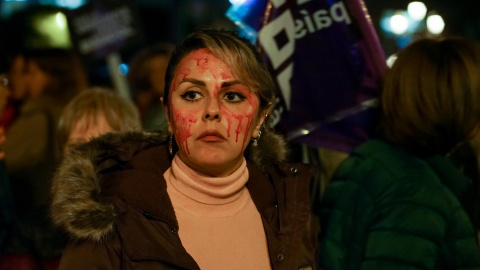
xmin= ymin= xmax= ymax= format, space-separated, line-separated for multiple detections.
xmin=319 ymin=37 xmax=480 ymax=269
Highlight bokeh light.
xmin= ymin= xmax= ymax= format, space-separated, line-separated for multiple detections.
xmin=390 ymin=13 xmax=409 ymax=35
xmin=229 ymin=0 xmax=248 ymax=6
xmin=30 ymin=11 xmax=71 ymax=48
xmin=55 ymin=12 xmax=66 ymax=29
xmin=426 ymin=14 xmax=445 ymax=35
xmin=407 ymin=2 xmax=427 ymax=21
xmin=386 ymin=54 xmax=398 ymax=68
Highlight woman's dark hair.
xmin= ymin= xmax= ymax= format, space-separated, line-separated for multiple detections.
xmin=381 ymin=37 xmax=480 ymax=155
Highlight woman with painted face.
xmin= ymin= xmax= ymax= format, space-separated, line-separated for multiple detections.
xmin=50 ymin=28 xmax=318 ymax=270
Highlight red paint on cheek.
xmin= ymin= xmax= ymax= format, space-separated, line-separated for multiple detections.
xmin=234 ymin=114 xmax=253 ymax=146
xmin=221 ymin=92 xmax=260 ymax=155
xmin=169 ymin=65 xmax=194 ymax=155
xmin=225 ymin=116 xmax=232 ymax=138
xmin=173 ymin=111 xmax=198 ymax=155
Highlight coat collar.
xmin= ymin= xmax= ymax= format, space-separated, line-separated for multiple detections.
xmin=51 ymin=130 xmax=290 ymax=241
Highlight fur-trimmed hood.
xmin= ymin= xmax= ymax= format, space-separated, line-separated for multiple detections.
xmin=50 ymin=130 xmax=287 ymax=241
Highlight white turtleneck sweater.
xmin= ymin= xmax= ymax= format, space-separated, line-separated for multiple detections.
xmin=163 ymin=155 xmax=271 ymax=269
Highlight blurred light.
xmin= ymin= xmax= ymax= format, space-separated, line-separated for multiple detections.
xmin=55 ymin=12 xmax=67 ymax=29
xmin=390 ymin=13 xmax=409 ymax=35
xmin=426 ymin=14 xmax=445 ymax=35
xmin=1 ymin=0 xmax=28 ymax=19
xmin=300 ymin=129 xmax=310 ymax=135
xmin=55 ymin=0 xmax=85 ymax=9
xmin=380 ymin=16 xmax=391 ymax=33
xmin=229 ymin=0 xmax=248 ymax=5
xmin=31 ymin=11 xmax=71 ymax=48
xmin=408 ymin=2 xmax=427 ymax=21
xmin=118 ymin=63 xmax=129 ymax=76
xmin=386 ymin=54 xmax=398 ymax=68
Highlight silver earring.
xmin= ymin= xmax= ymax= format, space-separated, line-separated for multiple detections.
xmin=169 ymin=135 xmax=173 ymax=155
xmin=252 ymin=130 xmax=261 ymax=146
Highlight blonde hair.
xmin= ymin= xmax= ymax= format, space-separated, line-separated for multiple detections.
xmin=57 ymin=87 xmax=141 ymax=150
xmin=381 ymin=37 xmax=480 ymax=155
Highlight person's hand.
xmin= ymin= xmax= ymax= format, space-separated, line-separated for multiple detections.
xmin=0 ymin=127 xmax=5 ymax=160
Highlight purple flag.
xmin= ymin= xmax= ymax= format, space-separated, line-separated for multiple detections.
xmin=227 ymin=0 xmax=386 ymax=153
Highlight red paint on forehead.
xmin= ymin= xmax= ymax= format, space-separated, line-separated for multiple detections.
xmin=220 ymin=71 xmax=233 ymax=80
xmin=191 ymin=49 xmax=235 ymax=83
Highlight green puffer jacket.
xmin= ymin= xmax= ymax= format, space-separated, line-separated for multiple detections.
xmin=319 ymin=139 xmax=480 ymax=269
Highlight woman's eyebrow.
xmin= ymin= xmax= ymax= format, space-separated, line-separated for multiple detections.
xmin=221 ymin=80 xmax=241 ymax=88
xmin=180 ymin=78 xmax=206 ymax=86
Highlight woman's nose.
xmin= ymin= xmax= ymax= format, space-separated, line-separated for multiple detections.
xmin=203 ymin=98 xmax=221 ymax=121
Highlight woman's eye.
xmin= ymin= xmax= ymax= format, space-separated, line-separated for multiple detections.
xmin=224 ymin=92 xmax=246 ymax=103
xmin=180 ymin=91 xmax=201 ymax=101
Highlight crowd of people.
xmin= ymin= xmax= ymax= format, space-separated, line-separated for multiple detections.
xmin=0 ymin=26 xmax=480 ymax=270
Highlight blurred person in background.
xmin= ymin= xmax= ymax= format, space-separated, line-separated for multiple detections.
xmin=0 ymin=73 xmax=10 ymax=129
xmin=1 ymin=87 xmax=140 ymax=270
xmin=319 ymin=37 xmax=480 ymax=269
xmin=57 ymin=87 xmax=142 ymax=153
xmin=0 ymin=128 xmax=18 ymax=270
xmin=3 ymin=48 xmax=88 ymax=216
xmin=0 ymin=62 xmax=17 ymax=267
xmin=0 ymin=54 xmax=29 ymax=131
xmin=1 ymin=48 xmax=88 ymax=270
xmin=127 ymin=43 xmax=174 ymax=130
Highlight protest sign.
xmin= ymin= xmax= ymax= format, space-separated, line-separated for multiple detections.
xmin=227 ymin=0 xmax=386 ymax=153
xmin=67 ymin=0 xmax=141 ymax=59
xmin=66 ymin=0 xmax=142 ymax=97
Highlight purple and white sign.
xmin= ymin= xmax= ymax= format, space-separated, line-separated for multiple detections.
xmin=227 ymin=0 xmax=386 ymax=153
xmin=67 ymin=0 xmax=142 ymax=59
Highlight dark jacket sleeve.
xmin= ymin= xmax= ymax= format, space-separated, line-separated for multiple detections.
xmin=60 ymin=234 xmax=122 ymax=270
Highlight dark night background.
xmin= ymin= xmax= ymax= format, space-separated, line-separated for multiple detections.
xmin=0 ymin=0 xmax=479 ymax=86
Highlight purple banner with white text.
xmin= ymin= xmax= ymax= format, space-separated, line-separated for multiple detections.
xmin=227 ymin=0 xmax=386 ymax=153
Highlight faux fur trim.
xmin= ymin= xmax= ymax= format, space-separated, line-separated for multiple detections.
xmin=50 ymin=130 xmax=166 ymax=241
xmin=247 ymin=129 xmax=288 ymax=170
xmin=50 ymin=129 xmax=286 ymax=241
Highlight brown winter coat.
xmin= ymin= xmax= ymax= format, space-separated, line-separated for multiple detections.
xmin=50 ymin=131 xmax=318 ymax=269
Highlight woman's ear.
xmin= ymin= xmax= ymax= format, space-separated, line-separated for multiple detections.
xmin=160 ymin=97 xmax=174 ymax=134
xmin=252 ymin=104 xmax=272 ymax=138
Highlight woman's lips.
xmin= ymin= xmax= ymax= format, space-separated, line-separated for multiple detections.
xmin=198 ymin=131 xmax=225 ymax=142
